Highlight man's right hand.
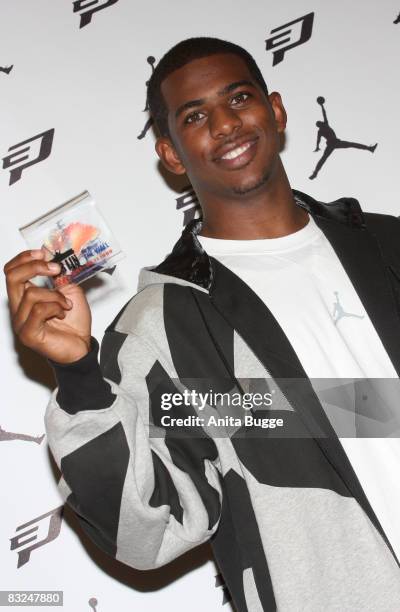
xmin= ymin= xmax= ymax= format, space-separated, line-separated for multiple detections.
xmin=3 ymin=249 xmax=92 ymax=364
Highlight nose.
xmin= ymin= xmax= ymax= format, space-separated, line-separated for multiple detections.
xmin=209 ymin=104 xmax=243 ymax=139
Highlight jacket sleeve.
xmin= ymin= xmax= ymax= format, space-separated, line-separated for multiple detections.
xmin=44 ymin=331 xmax=223 ymax=570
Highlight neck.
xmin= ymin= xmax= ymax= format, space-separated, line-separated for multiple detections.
xmin=197 ymin=159 xmax=309 ymax=239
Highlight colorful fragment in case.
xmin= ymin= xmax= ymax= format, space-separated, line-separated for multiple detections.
xmin=19 ymin=191 xmax=125 ymax=289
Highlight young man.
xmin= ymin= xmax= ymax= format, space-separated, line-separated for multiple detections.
xmin=4 ymin=37 xmax=400 ymax=611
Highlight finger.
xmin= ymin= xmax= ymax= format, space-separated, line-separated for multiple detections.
xmin=3 ymin=252 xmax=45 ymax=294
xmin=3 ymin=249 xmax=45 ymax=274
xmin=18 ymin=301 xmax=67 ymax=349
xmin=13 ymin=286 xmax=72 ymax=334
xmin=5 ymin=259 xmax=62 ymax=316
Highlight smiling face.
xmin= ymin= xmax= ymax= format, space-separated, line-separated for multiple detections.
xmin=155 ymin=52 xmax=287 ymax=204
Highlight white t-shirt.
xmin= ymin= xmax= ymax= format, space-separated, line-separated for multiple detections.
xmin=197 ymin=213 xmax=400 ymax=561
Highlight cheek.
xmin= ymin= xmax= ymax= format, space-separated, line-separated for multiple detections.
xmin=256 ymin=113 xmax=280 ymax=148
xmin=180 ymin=131 xmax=210 ymax=164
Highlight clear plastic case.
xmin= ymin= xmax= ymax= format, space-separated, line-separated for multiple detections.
xmin=19 ymin=191 xmax=125 ymax=289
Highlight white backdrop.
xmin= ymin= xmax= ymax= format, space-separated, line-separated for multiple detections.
xmin=1 ymin=1 xmax=399 ymax=610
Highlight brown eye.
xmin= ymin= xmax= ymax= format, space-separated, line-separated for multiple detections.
xmin=231 ymin=92 xmax=251 ymax=104
xmin=184 ymin=111 xmax=205 ymax=125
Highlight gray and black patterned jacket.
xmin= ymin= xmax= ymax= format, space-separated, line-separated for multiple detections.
xmin=45 ymin=189 xmax=400 ymax=611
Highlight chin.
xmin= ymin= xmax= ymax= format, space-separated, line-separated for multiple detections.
xmin=231 ymin=167 xmax=271 ymax=196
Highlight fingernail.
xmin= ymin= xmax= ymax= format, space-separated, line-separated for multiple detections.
xmin=48 ymin=263 xmax=60 ymax=272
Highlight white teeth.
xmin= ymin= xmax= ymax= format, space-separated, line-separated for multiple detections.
xmin=220 ymin=141 xmax=253 ymax=160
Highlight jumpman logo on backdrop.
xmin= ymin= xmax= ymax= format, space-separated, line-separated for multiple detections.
xmin=137 ymin=56 xmax=156 ymax=140
xmin=88 ymin=597 xmax=98 ymax=611
xmin=0 ymin=425 xmax=44 ymax=444
xmin=0 ymin=65 xmax=13 ymax=75
xmin=309 ymin=96 xmax=377 ymax=179
xmin=394 ymin=12 xmax=400 ymax=23
xmin=332 ymin=291 xmax=364 ymax=325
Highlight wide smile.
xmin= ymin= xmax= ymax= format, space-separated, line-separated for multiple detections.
xmin=214 ymin=138 xmax=259 ymax=170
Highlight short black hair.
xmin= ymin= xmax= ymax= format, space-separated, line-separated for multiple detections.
xmin=147 ymin=36 xmax=269 ymax=139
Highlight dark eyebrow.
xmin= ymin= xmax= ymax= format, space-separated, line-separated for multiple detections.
xmin=174 ymin=79 xmax=256 ymax=119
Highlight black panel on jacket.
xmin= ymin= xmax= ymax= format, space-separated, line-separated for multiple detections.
xmin=211 ymin=469 xmax=276 ymax=612
xmin=148 ymin=451 xmax=184 ymax=524
xmin=163 ymin=283 xmax=234 ymax=391
xmin=231 ymin=436 xmax=352 ymax=495
xmin=62 ymin=422 xmax=130 ymax=557
xmin=146 ymin=358 xmax=221 ymax=531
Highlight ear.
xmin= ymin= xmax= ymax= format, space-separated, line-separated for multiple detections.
xmin=268 ymin=92 xmax=287 ymax=134
xmin=155 ymin=137 xmax=187 ymax=175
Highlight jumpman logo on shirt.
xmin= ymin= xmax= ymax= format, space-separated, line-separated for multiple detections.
xmin=332 ymin=291 xmax=365 ymax=325
xmin=309 ymin=96 xmax=377 ymax=179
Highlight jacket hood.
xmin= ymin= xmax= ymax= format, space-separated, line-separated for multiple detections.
xmin=137 ymin=189 xmax=365 ymax=294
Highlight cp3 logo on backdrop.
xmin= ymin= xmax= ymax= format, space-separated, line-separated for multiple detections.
xmin=176 ymin=186 xmax=201 ymax=226
xmin=73 ymin=0 xmax=120 ymax=29
xmin=9 ymin=506 xmax=63 ymax=568
xmin=265 ymin=12 xmax=314 ymax=65
xmin=1 ymin=129 xmax=54 ymax=186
